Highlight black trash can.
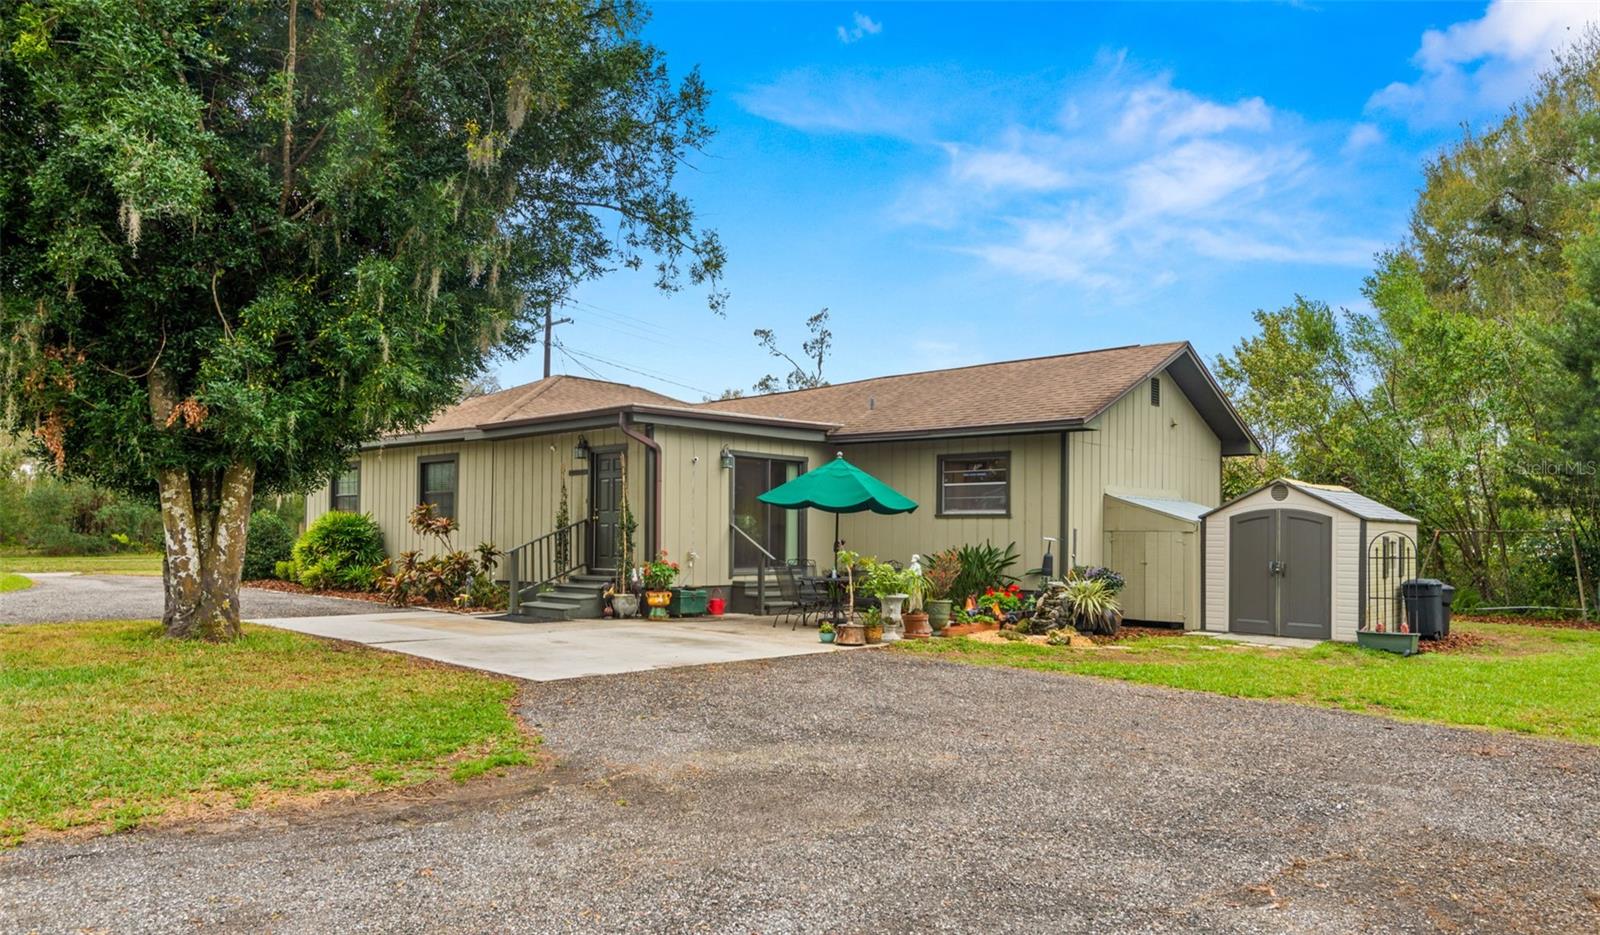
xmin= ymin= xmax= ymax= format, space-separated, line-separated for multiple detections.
xmin=1439 ymin=584 xmax=1456 ymax=637
xmin=1402 ymin=579 xmax=1445 ymax=639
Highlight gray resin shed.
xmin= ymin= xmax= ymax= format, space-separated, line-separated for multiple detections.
xmin=1201 ymin=479 xmax=1418 ymax=642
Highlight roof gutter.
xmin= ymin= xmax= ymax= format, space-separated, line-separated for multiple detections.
xmin=618 ymin=412 xmax=661 ymax=557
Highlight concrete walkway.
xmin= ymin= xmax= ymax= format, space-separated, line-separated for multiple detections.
xmin=251 ymin=610 xmax=843 ymax=681
xmin=1202 ymin=630 xmax=1325 ymax=649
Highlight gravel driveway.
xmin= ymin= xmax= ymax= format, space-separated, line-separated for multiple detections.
xmin=0 ymin=573 xmax=395 ymax=623
xmin=4 ymin=652 xmax=1598 ymax=934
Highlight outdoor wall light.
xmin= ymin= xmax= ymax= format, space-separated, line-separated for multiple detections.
xmin=719 ymin=445 xmax=735 ymax=470
xmin=574 ymin=437 xmax=590 ymax=461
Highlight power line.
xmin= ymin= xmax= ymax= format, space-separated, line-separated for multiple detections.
xmin=554 ymin=339 xmax=718 ymax=398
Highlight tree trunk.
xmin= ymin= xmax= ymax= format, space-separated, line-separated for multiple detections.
xmin=149 ymin=371 xmax=256 ymax=641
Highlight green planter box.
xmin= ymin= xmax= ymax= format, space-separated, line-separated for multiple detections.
xmin=1357 ymin=630 xmax=1420 ymax=656
xmin=669 ymin=588 xmax=709 ymax=617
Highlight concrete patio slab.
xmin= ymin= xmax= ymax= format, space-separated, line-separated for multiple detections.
xmin=1201 ymin=630 xmax=1325 ymax=649
xmin=250 ymin=610 xmax=844 ymax=681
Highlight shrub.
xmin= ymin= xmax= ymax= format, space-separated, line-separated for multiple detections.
xmin=273 ymin=559 xmax=298 ymax=581
xmin=373 ymin=503 xmax=501 ymax=606
xmin=1063 ymin=577 xmax=1122 ymax=636
xmin=290 ymin=511 xmax=385 ymax=591
xmin=949 ymin=540 xmax=1020 ymax=604
xmin=243 ymin=511 xmax=295 ymax=581
xmin=1071 ymin=564 xmax=1126 ymax=595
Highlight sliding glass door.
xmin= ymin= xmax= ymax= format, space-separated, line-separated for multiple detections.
xmin=731 ymin=456 xmax=804 ymax=573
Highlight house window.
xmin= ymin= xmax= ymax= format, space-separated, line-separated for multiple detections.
xmin=938 ymin=453 xmax=1010 ymax=516
xmin=330 ymin=463 xmax=360 ymax=513
xmin=419 ymin=455 xmax=458 ymax=520
xmin=731 ymin=455 xmax=804 ymax=573
xmin=1150 ymin=377 xmax=1161 ymax=406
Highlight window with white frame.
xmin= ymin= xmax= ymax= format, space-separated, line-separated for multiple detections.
xmin=938 ymin=453 xmax=1010 ymax=516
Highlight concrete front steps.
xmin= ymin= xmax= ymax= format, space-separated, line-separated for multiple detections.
xmin=507 ymin=573 xmax=611 ymax=622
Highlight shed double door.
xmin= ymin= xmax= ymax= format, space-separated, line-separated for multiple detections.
xmin=1229 ymin=509 xmax=1331 ymax=640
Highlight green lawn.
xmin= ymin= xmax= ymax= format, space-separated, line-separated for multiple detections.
xmin=0 ymin=550 xmax=164 ymax=575
xmin=0 ymin=573 xmax=33 ymax=592
xmin=896 ymin=621 xmax=1600 ymax=744
xmin=0 ymin=620 xmax=535 ymax=846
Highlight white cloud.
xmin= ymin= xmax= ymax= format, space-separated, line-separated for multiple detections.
xmin=944 ymin=142 xmax=1070 ymax=192
xmin=743 ymin=58 xmax=1384 ymax=298
xmin=1368 ymin=0 xmax=1596 ymax=127
xmin=837 ymin=12 xmax=882 ymax=44
xmin=1341 ymin=122 xmax=1384 ymax=155
xmin=1112 ymin=83 xmax=1272 ymax=144
xmin=736 ymin=69 xmax=934 ymax=138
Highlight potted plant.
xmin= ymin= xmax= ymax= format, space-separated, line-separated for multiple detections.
xmin=902 ymin=557 xmax=931 ymax=639
xmin=835 ymin=617 xmax=866 ymax=646
xmin=611 ymin=581 xmax=639 ymax=618
xmin=861 ymin=558 xmax=907 ymax=642
xmin=641 ymin=549 xmax=678 ymax=619
xmin=1063 ymin=577 xmax=1121 ymax=636
xmin=862 ymin=606 xmax=885 ymax=644
xmin=819 ymin=621 xmax=836 ymax=644
xmin=924 ymin=548 xmax=960 ymax=635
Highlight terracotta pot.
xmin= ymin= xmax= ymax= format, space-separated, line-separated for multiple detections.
xmin=835 ymin=623 xmax=867 ymax=646
xmin=943 ymin=621 xmax=1000 ymax=637
xmin=902 ymin=612 xmax=931 ymax=639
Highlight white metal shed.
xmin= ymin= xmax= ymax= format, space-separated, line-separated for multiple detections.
xmin=1201 ymin=479 xmax=1418 ymax=642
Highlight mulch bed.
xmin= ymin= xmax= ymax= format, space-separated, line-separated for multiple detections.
xmin=1415 ymin=631 xmax=1493 ymax=654
xmin=1089 ymin=625 xmax=1183 ymax=645
xmin=242 ymin=579 xmax=501 ymax=615
xmin=1455 ymin=613 xmax=1600 ymax=632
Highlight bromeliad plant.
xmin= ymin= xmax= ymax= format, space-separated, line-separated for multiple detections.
xmin=641 ymin=550 xmax=679 ymax=591
xmin=923 ymin=548 xmax=961 ymax=602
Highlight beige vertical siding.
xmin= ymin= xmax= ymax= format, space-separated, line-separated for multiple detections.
xmin=1199 ymin=485 xmax=1414 ymax=642
xmin=834 ymin=433 xmax=1063 ymax=570
xmin=1102 ymin=496 xmax=1199 ymax=627
xmin=1068 ymin=370 xmax=1222 ymax=569
xmin=652 ymin=425 xmax=833 ymax=586
xmin=305 ymin=426 xmax=645 ymax=561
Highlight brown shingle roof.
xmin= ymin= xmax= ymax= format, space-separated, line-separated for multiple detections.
xmin=695 ymin=342 xmax=1190 ymax=438
xmin=421 ymin=375 xmax=684 ymax=433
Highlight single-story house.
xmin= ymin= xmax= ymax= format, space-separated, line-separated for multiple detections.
xmin=306 ymin=341 xmax=1259 ymax=623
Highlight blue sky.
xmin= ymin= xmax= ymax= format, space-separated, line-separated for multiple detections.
xmin=502 ymin=0 xmax=1596 ymax=400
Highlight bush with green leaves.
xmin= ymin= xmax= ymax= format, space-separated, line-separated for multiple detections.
xmin=374 ymin=503 xmax=503 ymax=607
xmin=1 ymin=474 xmax=162 ymax=554
xmin=1063 ymin=577 xmax=1122 ymax=636
xmin=243 ymin=511 xmax=295 ymax=581
xmin=288 ymin=511 xmax=385 ymax=591
xmin=949 ymin=541 xmax=1020 ymax=604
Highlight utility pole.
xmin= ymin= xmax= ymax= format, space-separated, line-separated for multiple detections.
xmin=543 ymin=307 xmax=574 ymax=379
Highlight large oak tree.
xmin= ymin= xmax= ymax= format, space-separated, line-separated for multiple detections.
xmin=1 ymin=0 xmax=723 ymax=639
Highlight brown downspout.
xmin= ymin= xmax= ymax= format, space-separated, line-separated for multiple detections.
xmin=618 ymin=411 xmax=661 ymax=556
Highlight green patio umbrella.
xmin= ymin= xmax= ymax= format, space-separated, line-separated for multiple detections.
xmin=758 ymin=452 xmax=918 ymax=562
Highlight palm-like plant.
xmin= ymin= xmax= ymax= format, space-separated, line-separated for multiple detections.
xmin=1063 ymin=578 xmax=1122 ymax=636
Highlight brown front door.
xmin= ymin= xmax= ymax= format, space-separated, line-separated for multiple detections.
xmin=589 ymin=449 xmax=624 ymax=573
